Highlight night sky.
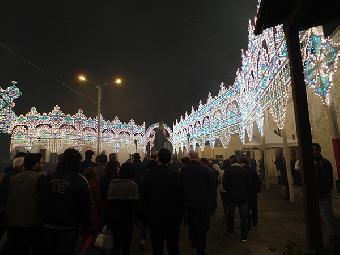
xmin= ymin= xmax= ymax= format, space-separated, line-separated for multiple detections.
xmin=0 ymin=0 xmax=257 ymax=155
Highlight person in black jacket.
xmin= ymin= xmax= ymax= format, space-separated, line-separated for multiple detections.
xmin=313 ymin=143 xmax=338 ymax=252
xmin=79 ymin=150 xmax=96 ymax=174
xmin=222 ymin=156 xmax=250 ymax=242
xmin=143 ymin=148 xmax=182 ymax=255
xmin=201 ymin=158 xmax=218 ymax=215
xmin=239 ymin=157 xmax=261 ymax=229
xmin=38 ymin=148 xmax=92 ymax=255
xmin=180 ymin=152 xmax=212 ymax=255
xmin=132 ymin=153 xmax=148 ymax=251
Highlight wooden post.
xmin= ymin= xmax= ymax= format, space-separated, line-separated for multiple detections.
xmin=282 ymin=128 xmax=295 ymax=202
xmin=284 ymin=26 xmax=323 ymax=254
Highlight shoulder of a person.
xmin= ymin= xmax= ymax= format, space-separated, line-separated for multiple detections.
xmin=75 ymin=173 xmax=90 ymax=186
xmin=321 ymin=157 xmax=332 ymax=165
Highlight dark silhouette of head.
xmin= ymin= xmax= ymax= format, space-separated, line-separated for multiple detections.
xmin=239 ymin=157 xmax=249 ymax=166
xmin=229 ymin=155 xmax=238 ymax=165
xmin=24 ymin=153 xmax=43 ymax=171
xmin=109 ymin=153 xmax=118 ymax=162
xmin=58 ymin=148 xmax=82 ymax=172
xmin=119 ymin=162 xmax=135 ymax=179
xmin=85 ymin=150 xmax=94 ymax=160
xmin=133 ymin=153 xmax=141 ymax=161
xmin=96 ymin=154 xmax=108 ymax=164
xmin=158 ymin=148 xmax=171 ymax=165
xmin=15 ymin=151 xmax=27 ymax=159
xmin=312 ymin=143 xmax=322 ymax=158
xmin=200 ymin=158 xmax=209 ymax=166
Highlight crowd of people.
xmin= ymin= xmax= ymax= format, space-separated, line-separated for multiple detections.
xmin=0 ymin=147 xmax=263 ymax=255
xmin=0 ymin=143 xmax=337 ymax=254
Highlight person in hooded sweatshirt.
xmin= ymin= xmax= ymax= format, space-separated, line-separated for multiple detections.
xmin=106 ymin=162 xmax=139 ymax=255
xmin=39 ymin=149 xmax=92 ymax=255
xmin=5 ymin=153 xmax=45 ymax=255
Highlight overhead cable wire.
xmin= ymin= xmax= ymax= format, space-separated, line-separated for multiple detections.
xmin=220 ymin=0 xmax=255 ymax=17
xmin=0 ymin=41 xmax=96 ymax=104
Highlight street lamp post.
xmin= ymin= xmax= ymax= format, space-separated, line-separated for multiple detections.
xmin=78 ymin=75 xmax=122 ymax=155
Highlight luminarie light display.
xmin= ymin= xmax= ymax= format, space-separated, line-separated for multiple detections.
xmin=0 ymin=83 xmax=173 ymax=156
xmin=173 ymin=23 xmax=339 ymax=152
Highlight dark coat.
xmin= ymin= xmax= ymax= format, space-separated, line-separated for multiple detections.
xmin=222 ymin=163 xmax=251 ymax=204
xmin=180 ymin=160 xmax=212 ymax=211
xmin=245 ymin=165 xmax=261 ymax=200
xmin=143 ymin=164 xmax=182 ymax=225
xmin=38 ymin=170 xmax=92 ymax=230
xmin=79 ymin=159 xmax=96 ymax=173
xmin=315 ymin=156 xmax=333 ymax=198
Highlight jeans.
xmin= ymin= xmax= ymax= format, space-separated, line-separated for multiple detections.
xmin=187 ymin=210 xmax=210 ymax=255
xmin=110 ymin=221 xmax=133 ymax=255
xmin=149 ymin=223 xmax=180 ymax=255
xmin=319 ymin=193 xmax=337 ymax=248
xmin=44 ymin=227 xmax=78 ymax=255
xmin=227 ymin=202 xmax=248 ymax=239
xmin=5 ymin=226 xmax=44 ymax=255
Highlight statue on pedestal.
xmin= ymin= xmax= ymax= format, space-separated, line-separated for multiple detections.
xmin=153 ymin=121 xmax=173 ymax=153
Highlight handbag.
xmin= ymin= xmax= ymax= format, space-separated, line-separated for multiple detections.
xmin=94 ymin=225 xmax=113 ymax=250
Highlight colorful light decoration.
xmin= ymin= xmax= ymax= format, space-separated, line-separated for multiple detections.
xmin=1 ymin=22 xmax=339 ymax=155
xmin=6 ymin=104 xmax=147 ymax=154
xmin=173 ymin=23 xmax=339 ymax=151
xmin=0 ymin=82 xmax=21 ymax=133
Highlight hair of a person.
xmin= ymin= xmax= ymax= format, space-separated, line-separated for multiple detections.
xmin=181 ymin=157 xmax=190 ymax=165
xmin=119 ymin=162 xmax=135 ymax=179
xmin=229 ymin=155 xmax=238 ymax=165
xmin=24 ymin=153 xmax=42 ymax=170
xmin=96 ymin=154 xmax=108 ymax=164
xmin=239 ymin=157 xmax=249 ymax=165
xmin=109 ymin=153 xmax=117 ymax=162
xmin=158 ymin=148 xmax=171 ymax=164
xmin=85 ymin=150 xmax=94 ymax=159
xmin=13 ymin=157 xmax=25 ymax=169
xmin=200 ymin=158 xmax=209 ymax=166
xmin=57 ymin=148 xmax=82 ymax=172
xmin=312 ymin=143 xmax=321 ymax=151
xmin=133 ymin=153 xmax=141 ymax=161
xmin=223 ymin=159 xmax=230 ymax=170
xmin=15 ymin=152 xmax=27 ymax=159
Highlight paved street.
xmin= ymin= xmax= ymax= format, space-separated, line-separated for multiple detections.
xmin=89 ymin=185 xmax=340 ymax=255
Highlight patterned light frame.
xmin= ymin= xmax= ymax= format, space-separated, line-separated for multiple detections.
xmin=1 ymin=98 xmax=147 ymax=154
xmin=173 ymin=23 xmax=339 ymax=152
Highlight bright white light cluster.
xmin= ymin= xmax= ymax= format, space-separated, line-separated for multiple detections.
xmin=0 ymin=83 xmax=174 ymax=155
xmin=0 ymin=82 xmax=21 ymax=133
xmin=173 ymin=22 xmax=339 ymax=152
xmin=8 ymin=104 xmax=146 ymax=154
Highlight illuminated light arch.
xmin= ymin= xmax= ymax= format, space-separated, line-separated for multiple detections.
xmin=173 ymin=22 xmax=339 ymax=148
